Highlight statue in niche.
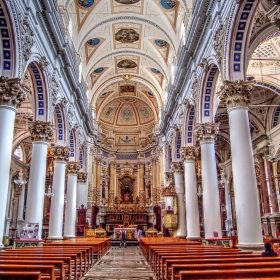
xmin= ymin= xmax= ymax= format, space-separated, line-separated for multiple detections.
xmin=146 ymin=182 xmax=151 ymax=198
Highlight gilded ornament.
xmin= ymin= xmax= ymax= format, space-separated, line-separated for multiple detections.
xmin=77 ymin=172 xmax=88 ymax=183
xmin=180 ymin=146 xmax=198 ymax=162
xmin=171 ymin=162 xmax=184 ymax=174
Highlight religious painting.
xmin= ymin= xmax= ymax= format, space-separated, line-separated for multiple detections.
xmin=120 ymin=85 xmax=135 ymax=93
xmin=87 ymin=38 xmax=100 ymax=46
xmin=115 ymin=0 xmax=140 ymax=4
xmin=155 ymin=39 xmax=167 ymax=47
xmin=120 ymin=176 xmax=134 ymax=204
xmin=104 ymin=105 xmax=116 ymax=117
xmin=117 ymin=59 xmax=137 ymax=68
xmin=115 ymin=29 xmax=139 ymax=43
xmin=78 ymin=0 xmax=94 ymax=8
xmin=160 ymin=0 xmax=176 ymax=9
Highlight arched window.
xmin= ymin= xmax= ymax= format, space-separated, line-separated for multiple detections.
xmin=14 ymin=146 xmax=23 ymax=161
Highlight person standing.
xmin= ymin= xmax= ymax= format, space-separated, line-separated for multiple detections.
xmin=119 ymin=229 xmax=126 ymax=248
xmin=137 ymin=227 xmax=143 ymax=243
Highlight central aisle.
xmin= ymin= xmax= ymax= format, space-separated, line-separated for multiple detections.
xmin=82 ymin=246 xmax=156 ymax=280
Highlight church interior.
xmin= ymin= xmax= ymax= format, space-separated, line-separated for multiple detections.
xmin=3 ymin=0 xmax=280 ymax=279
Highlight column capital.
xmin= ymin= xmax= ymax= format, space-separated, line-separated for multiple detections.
xmin=171 ymin=162 xmax=184 ymax=174
xmin=109 ymin=160 xmax=116 ymax=168
xmin=66 ymin=161 xmax=81 ymax=174
xmin=217 ymin=80 xmax=254 ymax=110
xmin=180 ymin=146 xmax=198 ymax=162
xmin=0 ymin=76 xmax=27 ymax=108
xmin=194 ymin=122 xmax=219 ymax=144
xmin=51 ymin=146 xmax=70 ymax=162
xmin=138 ymin=160 xmax=145 ymax=168
xmin=28 ymin=121 xmax=54 ymax=142
xmin=77 ymin=172 xmax=88 ymax=183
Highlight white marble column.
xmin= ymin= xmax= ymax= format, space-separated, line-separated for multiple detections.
xmin=0 ymin=77 xmax=26 ymax=249
xmin=171 ymin=162 xmax=187 ymax=238
xmin=64 ymin=162 xmax=80 ymax=238
xmin=77 ymin=172 xmax=88 ymax=209
xmin=195 ymin=123 xmax=222 ymax=238
xmin=218 ymin=80 xmax=263 ymax=250
xmin=25 ymin=121 xmax=54 ymax=239
xmin=180 ymin=146 xmax=200 ymax=239
xmin=16 ymin=185 xmax=26 ymax=232
xmin=48 ymin=146 xmax=70 ymax=240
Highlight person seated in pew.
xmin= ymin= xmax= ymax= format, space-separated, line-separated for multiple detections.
xmin=261 ymin=242 xmax=278 ymax=257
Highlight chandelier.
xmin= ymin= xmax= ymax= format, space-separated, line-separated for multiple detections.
xmin=14 ymin=169 xmax=27 ymax=187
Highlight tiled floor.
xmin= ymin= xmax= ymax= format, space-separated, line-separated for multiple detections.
xmin=82 ymin=246 xmax=156 ymax=280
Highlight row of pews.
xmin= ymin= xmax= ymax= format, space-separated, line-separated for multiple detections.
xmin=139 ymin=237 xmax=280 ymax=280
xmin=0 ymin=237 xmax=110 ymax=280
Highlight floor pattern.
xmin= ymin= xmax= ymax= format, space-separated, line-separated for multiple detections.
xmin=82 ymin=246 xmax=156 ymax=280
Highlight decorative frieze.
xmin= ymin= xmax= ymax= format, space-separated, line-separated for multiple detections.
xmin=21 ymin=20 xmax=34 ymax=61
xmin=180 ymin=146 xmax=198 ymax=162
xmin=194 ymin=123 xmax=219 ymax=144
xmin=0 ymin=76 xmax=27 ymax=108
xmin=77 ymin=172 xmax=88 ymax=184
xmin=51 ymin=146 xmax=70 ymax=162
xmin=66 ymin=161 xmax=81 ymax=174
xmin=38 ymin=56 xmax=49 ymax=71
xmin=217 ymin=80 xmax=254 ymax=109
xmin=214 ymin=25 xmax=225 ymax=65
xmin=171 ymin=162 xmax=184 ymax=174
xmin=28 ymin=121 xmax=54 ymax=142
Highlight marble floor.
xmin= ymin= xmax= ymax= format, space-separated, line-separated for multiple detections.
xmin=82 ymin=246 xmax=156 ymax=280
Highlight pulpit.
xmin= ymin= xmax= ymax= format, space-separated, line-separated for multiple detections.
xmin=76 ymin=204 xmax=88 ymax=236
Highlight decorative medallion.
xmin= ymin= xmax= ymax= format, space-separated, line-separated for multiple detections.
xmin=160 ymin=0 xmax=176 ymax=9
xmin=155 ymin=39 xmax=167 ymax=47
xmin=115 ymin=0 xmax=140 ymax=4
xmin=87 ymin=38 xmax=100 ymax=46
xmin=115 ymin=29 xmax=139 ymax=43
xmin=120 ymin=85 xmax=135 ymax=93
xmin=117 ymin=59 xmax=137 ymax=68
xmin=151 ymin=68 xmax=160 ymax=74
xmin=78 ymin=0 xmax=94 ymax=8
xmin=94 ymin=67 xmax=104 ymax=73
xmin=138 ymin=106 xmax=149 ymax=118
xmin=121 ymin=107 xmax=133 ymax=120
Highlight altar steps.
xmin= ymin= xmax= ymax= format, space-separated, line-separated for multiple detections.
xmin=111 ymin=239 xmax=139 ymax=247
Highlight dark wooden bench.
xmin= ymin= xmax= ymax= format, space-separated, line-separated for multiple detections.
xmin=179 ymin=268 xmax=280 ymax=279
xmin=165 ymin=257 xmax=280 ymax=280
xmin=0 ymin=271 xmax=41 ymax=279
xmin=0 ymin=264 xmax=55 ymax=280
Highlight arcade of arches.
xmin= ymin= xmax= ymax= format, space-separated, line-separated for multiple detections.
xmin=2 ymin=0 xmax=280 ymax=252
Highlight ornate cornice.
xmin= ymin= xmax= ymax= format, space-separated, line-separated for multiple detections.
xmin=66 ymin=161 xmax=81 ymax=175
xmin=194 ymin=123 xmax=219 ymax=144
xmin=51 ymin=146 xmax=70 ymax=162
xmin=77 ymin=172 xmax=88 ymax=183
xmin=266 ymin=2 xmax=280 ymax=28
xmin=171 ymin=162 xmax=184 ymax=174
xmin=0 ymin=77 xmax=27 ymax=108
xmin=180 ymin=146 xmax=198 ymax=162
xmin=28 ymin=121 xmax=54 ymax=142
xmin=217 ymin=80 xmax=254 ymax=110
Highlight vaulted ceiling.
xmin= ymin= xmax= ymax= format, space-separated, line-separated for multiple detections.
xmin=60 ymin=0 xmax=190 ymax=135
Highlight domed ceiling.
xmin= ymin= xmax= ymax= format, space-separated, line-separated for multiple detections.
xmin=59 ymin=0 xmax=191 ymax=144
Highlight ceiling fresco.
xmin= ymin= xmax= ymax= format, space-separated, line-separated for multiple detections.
xmin=63 ymin=0 xmax=187 ymax=136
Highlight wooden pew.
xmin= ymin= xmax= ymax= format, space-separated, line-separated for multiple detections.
xmin=165 ymin=257 xmax=280 ymax=280
xmin=0 ymin=271 xmax=41 ymax=279
xmin=0 ymin=264 xmax=55 ymax=280
xmin=0 ymin=256 xmax=67 ymax=280
xmin=179 ymin=268 xmax=280 ymax=279
xmin=1 ymin=252 xmax=75 ymax=280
